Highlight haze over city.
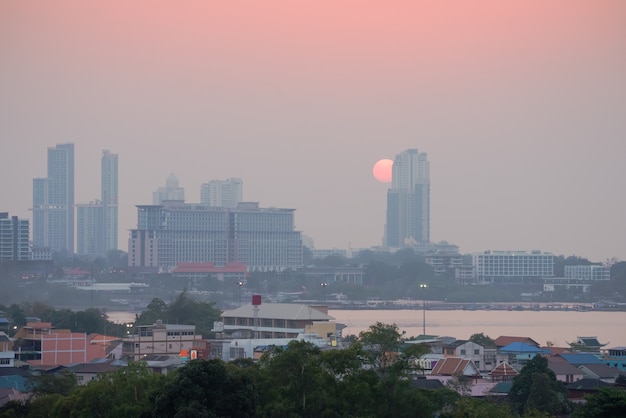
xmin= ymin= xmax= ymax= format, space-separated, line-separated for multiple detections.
xmin=1 ymin=1 xmax=625 ymax=261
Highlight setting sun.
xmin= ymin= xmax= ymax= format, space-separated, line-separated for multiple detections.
xmin=372 ymin=159 xmax=393 ymax=183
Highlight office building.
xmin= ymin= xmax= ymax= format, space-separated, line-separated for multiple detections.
xmin=472 ymin=250 xmax=554 ymax=284
xmin=128 ymin=201 xmax=303 ymax=272
xmin=200 ymin=178 xmax=242 ymax=208
xmin=385 ymin=149 xmax=430 ymax=247
xmin=32 ymin=143 xmax=75 ymax=253
xmin=153 ymin=173 xmax=185 ymax=204
xmin=0 ymin=213 xmax=30 ymax=261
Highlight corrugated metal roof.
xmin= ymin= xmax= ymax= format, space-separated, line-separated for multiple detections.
xmin=223 ymin=303 xmax=333 ymax=321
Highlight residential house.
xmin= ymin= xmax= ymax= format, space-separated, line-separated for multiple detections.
xmin=67 ymin=360 xmax=124 ymax=385
xmin=431 ymin=357 xmax=481 ymax=378
xmin=578 ymin=363 xmax=626 ymax=383
xmin=602 ymin=346 xmax=626 ymax=371
xmin=494 ymin=336 xmax=540 ymax=349
xmin=488 ymin=362 xmax=518 ymax=382
xmin=565 ymin=378 xmax=613 ymax=401
xmin=547 ymin=357 xmax=584 ymax=383
xmin=443 ymin=339 xmax=506 ymax=372
xmin=498 ymin=342 xmax=548 ymax=367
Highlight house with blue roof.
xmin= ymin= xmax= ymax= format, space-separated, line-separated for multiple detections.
xmin=558 ymin=353 xmax=603 ymax=366
xmin=602 ymin=346 xmax=626 ymax=371
xmin=498 ymin=342 xmax=549 ymax=366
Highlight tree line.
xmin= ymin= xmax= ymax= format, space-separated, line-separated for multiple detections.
xmin=2 ymin=322 xmax=625 ymax=417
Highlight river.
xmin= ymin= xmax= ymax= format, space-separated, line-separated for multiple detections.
xmin=106 ymin=309 xmax=626 ymax=348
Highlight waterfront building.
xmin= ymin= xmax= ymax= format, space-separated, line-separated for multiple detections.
xmin=200 ymin=178 xmax=242 ymax=208
xmin=210 ymin=302 xmax=338 ymax=360
xmin=0 ymin=213 xmax=29 ymax=261
xmin=472 ymin=250 xmax=554 ymax=284
xmin=153 ymin=173 xmax=185 ymax=204
xmin=385 ymin=149 xmax=430 ymax=247
xmin=128 ymin=201 xmax=303 ymax=272
xmin=32 ymin=143 xmax=74 ymax=253
xmin=565 ymin=265 xmax=610 ymax=281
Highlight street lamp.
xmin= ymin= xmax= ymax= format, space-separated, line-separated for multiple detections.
xmin=419 ymin=283 xmax=428 ymax=336
xmin=237 ymin=281 xmax=245 ymax=307
xmin=321 ymin=282 xmax=328 ymax=304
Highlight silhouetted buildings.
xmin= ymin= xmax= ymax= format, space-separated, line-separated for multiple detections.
xmin=385 ymin=149 xmax=430 ymax=247
xmin=32 ymin=143 xmax=75 ymax=253
xmin=76 ymin=150 xmax=119 ymax=258
xmin=200 ymin=178 xmax=242 ymax=208
xmin=153 ymin=173 xmax=185 ymax=204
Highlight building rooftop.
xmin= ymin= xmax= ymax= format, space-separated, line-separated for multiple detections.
xmin=223 ymin=303 xmax=334 ymax=321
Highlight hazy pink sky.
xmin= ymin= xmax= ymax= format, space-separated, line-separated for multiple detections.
xmin=1 ymin=1 xmax=625 ymax=261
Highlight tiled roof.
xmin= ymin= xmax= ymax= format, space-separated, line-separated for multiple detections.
xmin=547 ymin=358 xmax=584 ymax=376
xmin=431 ymin=358 xmax=480 ymax=377
xmin=579 ymin=363 xmax=623 ymax=379
xmin=494 ymin=336 xmax=540 ymax=348
xmin=566 ymin=378 xmax=612 ymax=391
xmin=489 ymin=362 xmax=518 ymax=378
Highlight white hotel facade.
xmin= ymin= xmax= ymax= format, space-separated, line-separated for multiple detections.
xmin=472 ymin=250 xmax=554 ymax=284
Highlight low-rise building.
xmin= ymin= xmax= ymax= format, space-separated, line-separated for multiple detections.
xmin=122 ymin=320 xmax=203 ymax=361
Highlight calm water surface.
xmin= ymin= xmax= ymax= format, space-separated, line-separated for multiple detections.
xmin=107 ymin=309 xmax=626 ymax=348
xmin=328 ymin=309 xmax=626 ymax=347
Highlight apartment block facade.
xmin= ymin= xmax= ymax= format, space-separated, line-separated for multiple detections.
xmin=128 ymin=201 xmax=303 ymax=271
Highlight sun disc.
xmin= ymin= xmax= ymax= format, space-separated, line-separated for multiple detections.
xmin=372 ymin=159 xmax=393 ymax=183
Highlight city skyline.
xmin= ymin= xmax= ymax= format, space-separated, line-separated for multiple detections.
xmin=2 ymin=2 xmax=625 ymax=261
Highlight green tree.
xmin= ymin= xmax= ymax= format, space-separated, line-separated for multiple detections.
xmin=469 ymin=332 xmax=496 ymax=348
xmin=32 ymin=370 xmax=77 ymax=397
xmin=70 ymin=362 xmax=165 ymax=418
xmin=572 ymin=387 xmax=626 ymax=418
xmin=509 ymin=355 xmax=569 ymax=415
xmin=154 ymin=359 xmax=257 ymax=418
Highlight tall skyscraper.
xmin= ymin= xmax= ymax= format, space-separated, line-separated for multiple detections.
xmin=153 ymin=173 xmax=185 ymax=204
xmin=32 ymin=143 xmax=75 ymax=253
xmin=76 ymin=150 xmax=118 ymax=258
xmin=200 ymin=178 xmax=243 ymax=208
xmin=101 ymin=150 xmax=118 ymax=253
xmin=385 ymin=149 xmax=430 ymax=247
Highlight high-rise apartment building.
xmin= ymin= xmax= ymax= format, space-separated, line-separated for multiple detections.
xmin=128 ymin=201 xmax=303 ymax=271
xmin=101 ymin=150 xmax=118 ymax=253
xmin=76 ymin=150 xmax=118 ymax=258
xmin=200 ymin=178 xmax=242 ymax=208
xmin=32 ymin=143 xmax=75 ymax=253
xmin=153 ymin=174 xmax=185 ymax=204
xmin=0 ymin=212 xmax=30 ymax=261
xmin=385 ymin=149 xmax=430 ymax=247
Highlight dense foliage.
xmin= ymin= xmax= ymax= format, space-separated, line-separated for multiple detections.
xmin=4 ymin=322 xmax=615 ymax=418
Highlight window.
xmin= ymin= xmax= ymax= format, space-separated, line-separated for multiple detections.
xmin=460 ymin=349 xmax=466 ymax=355
xmin=474 ymin=349 xmax=480 ymax=355
xmin=0 ymin=358 xmax=10 ymax=365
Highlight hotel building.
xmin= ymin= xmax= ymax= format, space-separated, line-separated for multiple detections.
xmin=472 ymin=250 xmax=554 ymax=284
xmin=128 ymin=201 xmax=303 ymax=272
